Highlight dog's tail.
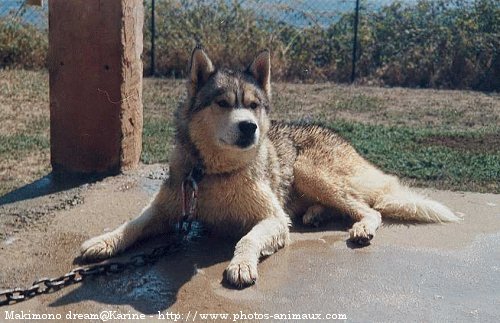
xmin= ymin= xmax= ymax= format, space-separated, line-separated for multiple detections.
xmin=373 ymin=185 xmax=461 ymax=223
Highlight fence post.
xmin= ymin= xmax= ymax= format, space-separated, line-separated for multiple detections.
xmin=49 ymin=0 xmax=144 ymax=174
xmin=351 ymin=0 xmax=360 ymax=83
xmin=150 ymin=0 xmax=156 ymax=76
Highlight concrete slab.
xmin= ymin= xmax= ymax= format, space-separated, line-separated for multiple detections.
xmin=0 ymin=165 xmax=499 ymax=322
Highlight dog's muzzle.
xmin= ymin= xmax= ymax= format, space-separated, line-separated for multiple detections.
xmin=236 ymin=121 xmax=257 ymax=148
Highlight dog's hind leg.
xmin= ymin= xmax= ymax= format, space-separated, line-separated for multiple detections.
xmin=302 ymin=204 xmax=331 ymax=227
xmin=80 ymin=185 xmax=180 ymax=261
xmin=344 ymin=202 xmax=381 ymax=245
xmin=293 ymin=156 xmax=381 ymax=245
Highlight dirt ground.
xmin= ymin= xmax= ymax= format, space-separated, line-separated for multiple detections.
xmin=0 ymin=164 xmax=499 ymax=322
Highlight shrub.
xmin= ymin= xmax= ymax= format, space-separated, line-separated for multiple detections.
xmin=0 ymin=19 xmax=47 ymax=69
xmin=1 ymin=0 xmax=498 ymax=91
xmin=359 ymin=0 xmax=499 ymax=90
xmin=142 ymin=0 xmax=498 ymax=90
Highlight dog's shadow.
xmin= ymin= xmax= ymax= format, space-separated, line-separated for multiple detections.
xmin=49 ymin=228 xmax=237 ymax=313
xmin=291 ymin=212 xmax=366 ymax=249
xmin=50 ymin=215 xmax=360 ymax=313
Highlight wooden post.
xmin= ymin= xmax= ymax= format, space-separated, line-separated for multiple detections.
xmin=48 ymin=0 xmax=143 ymax=174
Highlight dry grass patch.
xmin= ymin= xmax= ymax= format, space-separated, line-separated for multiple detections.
xmin=0 ymin=70 xmax=498 ymax=196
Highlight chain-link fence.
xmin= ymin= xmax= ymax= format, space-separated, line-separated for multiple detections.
xmin=0 ymin=0 xmax=498 ymax=90
xmin=144 ymin=0 xmax=375 ymax=80
xmin=0 ymin=0 xmax=48 ymax=68
xmin=144 ymin=0 xmax=362 ymax=79
xmin=143 ymin=0 xmax=498 ymax=90
xmin=0 ymin=0 xmax=47 ymax=28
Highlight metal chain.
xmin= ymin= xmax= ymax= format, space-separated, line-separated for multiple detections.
xmin=0 ymin=171 xmax=202 ymax=306
xmin=0 ymin=171 xmax=200 ymax=307
xmin=179 ymin=169 xmax=199 ymax=236
xmin=0 ymin=240 xmax=184 ymax=307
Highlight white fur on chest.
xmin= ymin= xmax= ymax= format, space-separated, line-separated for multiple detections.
xmin=194 ymin=176 xmax=278 ymax=232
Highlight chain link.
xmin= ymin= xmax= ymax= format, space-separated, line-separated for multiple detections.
xmin=0 ymin=239 xmax=184 ymax=307
xmin=0 ymin=170 xmax=200 ymax=307
xmin=179 ymin=170 xmax=199 ymax=236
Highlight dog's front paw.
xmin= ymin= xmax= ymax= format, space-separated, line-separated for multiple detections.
xmin=349 ymin=222 xmax=375 ymax=246
xmin=80 ymin=233 xmax=120 ymax=261
xmin=225 ymin=258 xmax=258 ymax=288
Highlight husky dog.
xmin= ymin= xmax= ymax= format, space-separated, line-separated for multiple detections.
xmin=81 ymin=47 xmax=460 ymax=287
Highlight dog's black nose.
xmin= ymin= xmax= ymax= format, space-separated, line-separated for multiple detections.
xmin=238 ymin=121 xmax=257 ymax=137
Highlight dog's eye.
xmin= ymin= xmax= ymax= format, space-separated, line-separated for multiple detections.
xmin=217 ymin=100 xmax=231 ymax=108
xmin=249 ymin=102 xmax=258 ymax=110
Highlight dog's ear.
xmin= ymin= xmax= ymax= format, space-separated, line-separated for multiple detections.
xmin=247 ymin=50 xmax=271 ymax=97
xmin=188 ymin=46 xmax=215 ymax=95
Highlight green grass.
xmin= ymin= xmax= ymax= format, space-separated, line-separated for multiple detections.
xmin=141 ymin=117 xmax=175 ymax=164
xmin=0 ymin=133 xmax=49 ymax=155
xmin=1 ymin=71 xmax=498 ymax=196
xmin=0 ymin=132 xmax=50 ymax=196
xmin=332 ymin=94 xmax=383 ymax=112
xmin=139 ymin=116 xmax=500 ymax=193
xmin=138 ymin=104 xmax=500 ymax=194
xmin=328 ymin=121 xmax=500 ymax=193
xmin=136 ymin=78 xmax=499 ymax=193
xmin=0 ymin=115 xmax=49 ymax=159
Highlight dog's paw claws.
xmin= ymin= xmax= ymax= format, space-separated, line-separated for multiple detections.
xmin=349 ymin=222 xmax=375 ymax=246
xmin=80 ymin=234 xmax=119 ymax=261
xmin=225 ymin=260 xmax=258 ymax=288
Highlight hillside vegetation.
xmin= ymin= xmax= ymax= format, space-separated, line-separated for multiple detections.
xmin=146 ymin=0 xmax=499 ymax=90
xmin=0 ymin=0 xmax=498 ymax=90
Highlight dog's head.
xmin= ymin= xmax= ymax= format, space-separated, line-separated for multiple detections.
xmin=181 ymin=47 xmax=272 ymax=173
